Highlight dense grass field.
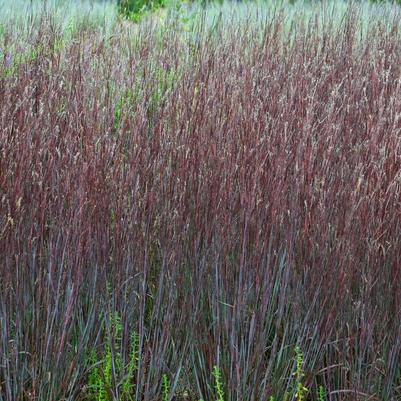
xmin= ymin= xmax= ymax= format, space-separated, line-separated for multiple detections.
xmin=0 ymin=1 xmax=400 ymax=400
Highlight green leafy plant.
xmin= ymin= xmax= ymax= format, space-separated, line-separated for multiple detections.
xmin=162 ymin=373 xmax=170 ymax=401
xmin=113 ymin=96 xmax=124 ymax=132
xmin=114 ymin=312 xmax=123 ymax=373
xmin=86 ymin=349 xmax=107 ymax=401
xmin=293 ymin=346 xmax=309 ymax=401
xmin=86 ymin=349 xmax=103 ymax=401
xmin=117 ymin=0 xmax=167 ymax=22
xmin=102 ymin=340 xmax=112 ymax=398
xmin=317 ymin=384 xmax=326 ymax=401
xmin=122 ymin=330 xmax=139 ymax=400
xmin=86 ymin=312 xmax=140 ymax=401
xmin=212 ymin=366 xmax=224 ymax=401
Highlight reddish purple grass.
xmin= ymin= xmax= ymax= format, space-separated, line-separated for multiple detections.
xmin=0 ymin=8 xmax=400 ymax=401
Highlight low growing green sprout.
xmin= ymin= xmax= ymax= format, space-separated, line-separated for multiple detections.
xmin=318 ymin=384 xmax=326 ymax=401
xmin=212 ymin=365 xmax=224 ymax=401
xmin=162 ymin=373 xmax=170 ymax=401
xmin=293 ymin=346 xmax=309 ymax=401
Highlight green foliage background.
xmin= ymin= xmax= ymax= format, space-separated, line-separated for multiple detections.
xmin=117 ymin=0 xmax=168 ymax=21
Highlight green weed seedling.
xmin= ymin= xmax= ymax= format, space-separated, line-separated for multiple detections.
xmin=212 ymin=365 xmax=224 ymax=401
xmin=102 ymin=311 xmax=123 ymax=396
xmin=86 ymin=348 xmax=107 ymax=401
xmin=85 ymin=309 xmax=141 ymax=401
xmin=103 ymin=342 xmax=112 ymax=394
xmin=317 ymin=384 xmax=326 ymax=401
xmin=122 ymin=330 xmax=139 ymax=400
xmin=162 ymin=373 xmax=170 ymax=401
xmin=114 ymin=312 xmax=123 ymax=373
xmin=293 ymin=346 xmax=308 ymax=401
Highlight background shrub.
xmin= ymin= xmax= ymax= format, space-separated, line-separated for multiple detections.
xmin=117 ymin=0 xmax=167 ymax=21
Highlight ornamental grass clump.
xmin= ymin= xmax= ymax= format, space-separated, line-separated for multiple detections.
xmin=0 ymin=2 xmax=400 ymax=401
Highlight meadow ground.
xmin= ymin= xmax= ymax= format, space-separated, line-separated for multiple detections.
xmin=0 ymin=1 xmax=400 ymax=400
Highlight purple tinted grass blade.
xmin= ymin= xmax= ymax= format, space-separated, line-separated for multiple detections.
xmin=4 ymin=52 xmax=11 ymax=66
